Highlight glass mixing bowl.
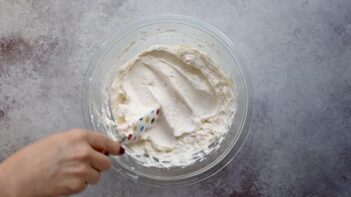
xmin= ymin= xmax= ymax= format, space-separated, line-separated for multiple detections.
xmin=82 ymin=15 xmax=252 ymax=186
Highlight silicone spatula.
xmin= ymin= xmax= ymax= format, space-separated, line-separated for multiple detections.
xmin=120 ymin=107 xmax=161 ymax=144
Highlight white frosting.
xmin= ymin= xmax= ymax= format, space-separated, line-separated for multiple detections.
xmin=110 ymin=45 xmax=235 ymax=168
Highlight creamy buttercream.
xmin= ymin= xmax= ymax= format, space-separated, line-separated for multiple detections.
xmin=110 ymin=45 xmax=235 ymax=167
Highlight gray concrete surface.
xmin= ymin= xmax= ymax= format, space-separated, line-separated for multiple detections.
xmin=1 ymin=0 xmax=350 ymax=196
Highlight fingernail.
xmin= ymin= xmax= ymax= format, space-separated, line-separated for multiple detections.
xmin=119 ymin=146 xmax=125 ymax=155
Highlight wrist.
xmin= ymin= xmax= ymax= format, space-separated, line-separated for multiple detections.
xmin=0 ymin=161 xmax=22 ymax=197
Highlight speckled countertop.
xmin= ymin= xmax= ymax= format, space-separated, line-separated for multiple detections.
xmin=0 ymin=1 xmax=350 ymax=196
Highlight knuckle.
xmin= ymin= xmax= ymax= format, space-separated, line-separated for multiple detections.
xmin=75 ymin=181 xmax=86 ymax=192
xmin=104 ymin=137 xmax=111 ymax=151
xmin=103 ymin=158 xmax=112 ymax=171
xmin=64 ymin=184 xmax=75 ymax=193
xmin=98 ymin=157 xmax=112 ymax=171
xmin=73 ymin=129 xmax=88 ymax=140
xmin=82 ymin=145 xmax=91 ymax=155
xmin=65 ymin=180 xmax=85 ymax=193
xmin=74 ymin=165 xmax=89 ymax=178
xmin=77 ymin=146 xmax=92 ymax=160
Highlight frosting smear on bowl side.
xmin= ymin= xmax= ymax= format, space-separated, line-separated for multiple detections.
xmin=111 ymin=45 xmax=235 ymax=168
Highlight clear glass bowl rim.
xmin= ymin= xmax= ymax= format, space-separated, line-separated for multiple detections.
xmin=82 ymin=14 xmax=253 ymax=187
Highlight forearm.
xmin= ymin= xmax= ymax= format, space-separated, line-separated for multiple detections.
xmin=0 ymin=161 xmax=19 ymax=197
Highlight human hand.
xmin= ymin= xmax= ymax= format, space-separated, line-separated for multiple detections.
xmin=0 ymin=129 xmax=124 ymax=197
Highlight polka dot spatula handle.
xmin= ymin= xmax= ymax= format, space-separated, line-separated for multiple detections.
xmin=120 ymin=107 xmax=161 ymax=143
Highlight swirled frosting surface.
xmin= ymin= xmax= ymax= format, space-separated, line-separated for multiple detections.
xmin=111 ymin=45 xmax=235 ymax=167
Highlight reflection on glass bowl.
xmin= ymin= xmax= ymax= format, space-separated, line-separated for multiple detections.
xmin=82 ymin=15 xmax=252 ymax=186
